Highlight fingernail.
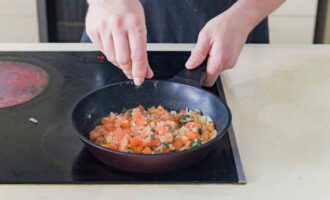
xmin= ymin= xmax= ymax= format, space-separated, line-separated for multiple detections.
xmin=185 ymin=59 xmax=195 ymax=69
xmin=134 ymin=77 xmax=143 ymax=86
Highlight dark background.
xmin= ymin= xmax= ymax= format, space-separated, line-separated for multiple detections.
xmin=43 ymin=0 xmax=330 ymax=44
xmin=46 ymin=0 xmax=88 ymax=42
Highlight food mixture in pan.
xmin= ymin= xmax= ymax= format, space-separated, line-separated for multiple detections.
xmin=89 ymin=105 xmax=217 ymax=154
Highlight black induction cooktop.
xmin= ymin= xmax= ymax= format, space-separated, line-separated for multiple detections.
xmin=0 ymin=51 xmax=245 ymax=184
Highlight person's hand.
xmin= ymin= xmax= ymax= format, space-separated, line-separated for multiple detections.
xmin=185 ymin=11 xmax=252 ymax=87
xmin=86 ymin=0 xmax=153 ymax=85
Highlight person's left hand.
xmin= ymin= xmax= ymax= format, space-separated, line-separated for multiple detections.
xmin=185 ymin=11 xmax=252 ymax=87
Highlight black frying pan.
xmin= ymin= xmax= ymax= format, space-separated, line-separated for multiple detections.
xmin=69 ymin=62 xmax=231 ymax=173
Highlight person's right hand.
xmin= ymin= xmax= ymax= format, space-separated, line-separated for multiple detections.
xmin=86 ymin=0 xmax=153 ymax=85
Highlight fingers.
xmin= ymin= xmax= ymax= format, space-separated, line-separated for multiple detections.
xmin=96 ymin=20 xmax=151 ymax=84
xmin=100 ymin=31 xmax=118 ymax=66
xmin=85 ymin=0 xmax=149 ymax=83
xmin=88 ymin=31 xmax=104 ymax=53
xmin=185 ymin=31 xmax=212 ymax=69
xmin=128 ymin=27 xmax=152 ymax=85
xmin=203 ymin=42 xmax=235 ymax=87
xmin=146 ymin=66 xmax=154 ymax=79
xmin=113 ymin=30 xmax=132 ymax=78
xmin=203 ymin=54 xmax=222 ymax=87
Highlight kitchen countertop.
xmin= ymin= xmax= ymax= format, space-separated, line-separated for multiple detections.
xmin=0 ymin=43 xmax=329 ymax=200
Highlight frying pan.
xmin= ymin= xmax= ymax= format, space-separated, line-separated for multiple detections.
xmin=69 ymin=62 xmax=231 ymax=173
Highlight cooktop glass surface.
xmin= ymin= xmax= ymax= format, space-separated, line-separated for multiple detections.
xmin=0 ymin=51 xmax=244 ymax=184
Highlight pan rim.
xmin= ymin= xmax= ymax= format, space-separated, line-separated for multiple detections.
xmin=68 ymin=79 xmax=232 ymax=157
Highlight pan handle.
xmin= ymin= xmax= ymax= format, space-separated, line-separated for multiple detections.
xmin=168 ymin=60 xmax=207 ymax=88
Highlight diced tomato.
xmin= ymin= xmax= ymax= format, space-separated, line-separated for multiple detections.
xmin=206 ymin=122 xmax=215 ymax=132
xmin=185 ymin=131 xmax=199 ymax=141
xmin=157 ymin=106 xmax=165 ymax=112
xmin=173 ymin=139 xmax=183 ymax=151
xmin=115 ymin=118 xmax=130 ymax=128
xmin=119 ymin=136 xmax=129 ymax=151
xmin=160 ymin=148 xmax=171 ymax=153
xmin=150 ymin=106 xmax=165 ymax=115
xmin=155 ymin=125 xmax=169 ymax=135
xmin=138 ymin=104 xmax=145 ymax=112
xmin=132 ymin=113 xmax=143 ymax=121
xmin=89 ymin=105 xmax=216 ymax=154
xmin=101 ymin=143 xmax=118 ymax=150
xmin=101 ymin=117 xmax=114 ymax=125
xmin=165 ymin=116 xmax=180 ymax=123
xmin=181 ymin=135 xmax=190 ymax=143
xmin=113 ymin=128 xmax=125 ymax=140
xmin=105 ymin=125 xmax=116 ymax=132
xmin=185 ymin=122 xmax=201 ymax=129
xmin=131 ymin=146 xmax=143 ymax=153
xmin=132 ymin=112 xmax=146 ymax=126
xmin=142 ymin=147 xmax=153 ymax=154
xmin=129 ymin=137 xmax=143 ymax=147
xmin=94 ymin=125 xmax=105 ymax=131
xmin=90 ymin=131 xmax=101 ymax=140
xmin=164 ymin=133 xmax=174 ymax=143
xmin=150 ymin=138 xmax=161 ymax=147
xmin=151 ymin=118 xmax=162 ymax=123
xmin=149 ymin=108 xmax=158 ymax=114
xmin=144 ymin=139 xmax=152 ymax=147
xmin=124 ymin=128 xmax=133 ymax=135
xmin=201 ymin=132 xmax=210 ymax=142
xmin=179 ymin=109 xmax=186 ymax=114
xmin=124 ymin=111 xmax=131 ymax=117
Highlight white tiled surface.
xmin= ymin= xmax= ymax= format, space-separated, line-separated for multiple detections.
xmin=269 ymin=0 xmax=318 ymax=44
xmin=0 ymin=0 xmax=38 ymax=16
xmin=0 ymin=16 xmax=39 ymax=42
xmin=271 ymin=0 xmax=318 ymax=16
xmin=269 ymin=16 xmax=316 ymax=44
xmin=0 ymin=0 xmax=39 ymax=42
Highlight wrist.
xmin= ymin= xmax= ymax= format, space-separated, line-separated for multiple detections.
xmin=225 ymin=1 xmax=266 ymax=33
xmin=220 ymin=9 xmax=255 ymax=36
xmin=226 ymin=0 xmax=285 ymax=33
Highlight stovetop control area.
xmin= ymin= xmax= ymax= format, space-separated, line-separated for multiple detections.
xmin=0 ymin=51 xmax=244 ymax=184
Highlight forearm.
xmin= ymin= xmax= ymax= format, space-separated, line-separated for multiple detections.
xmin=227 ymin=0 xmax=286 ymax=32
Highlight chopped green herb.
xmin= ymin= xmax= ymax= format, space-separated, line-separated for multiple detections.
xmin=134 ymin=85 xmax=143 ymax=89
xmin=180 ymin=114 xmax=194 ymax=123
xmin=189 ymin=138 xmax=202 ymax=148
xmin=126 ymin=148 xmax=132 ymax=152
xmin=121 ymin=107 xmax=127 ymax=113
xmin=181 ymin=114 xmax=188 ymax=120
xmin=151 ymin=128 xmax=155 ymax=132
xmin=162 ymin=142 xmax=170 ymax=148
xmin=150 ymin=134 xmax=155 ymax=139
xmin=197 ymin=127 xmax=203 ymax=134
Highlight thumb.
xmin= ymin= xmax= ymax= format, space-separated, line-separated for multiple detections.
xmin=185 ymin=33 xmax=211 ymax=69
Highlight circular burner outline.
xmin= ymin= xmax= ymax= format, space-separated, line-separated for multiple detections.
xmin=0 ymin=61 xmax=49 ymax=108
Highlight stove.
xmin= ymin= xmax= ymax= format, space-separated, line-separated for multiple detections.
xmin=0 ymin=51 xmax=245 ymax=184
